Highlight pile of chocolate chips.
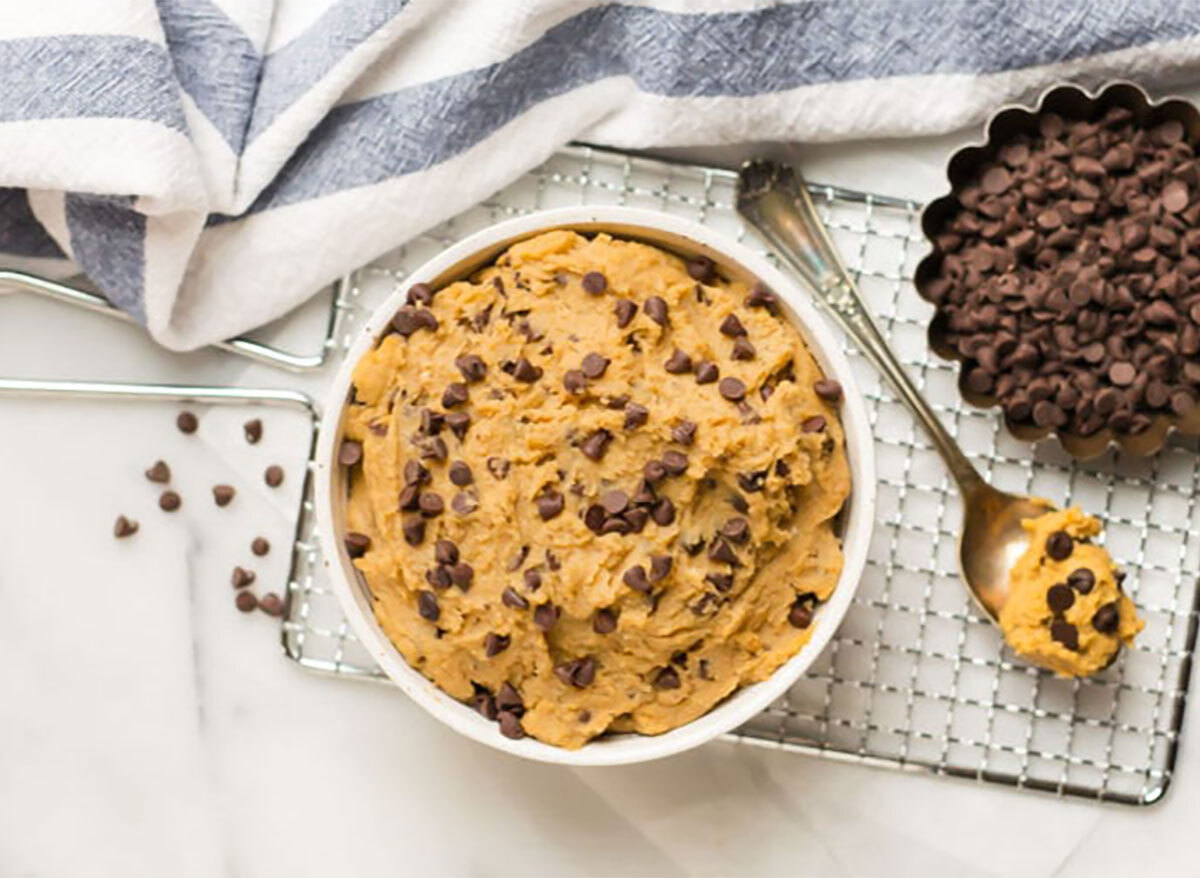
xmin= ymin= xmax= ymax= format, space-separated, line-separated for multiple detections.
xmin=924 ymin=105 xmax=1200 ymax=437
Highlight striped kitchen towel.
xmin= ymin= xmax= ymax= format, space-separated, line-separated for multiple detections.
xmin=4 ymin=0 xmax=1200 ymax=350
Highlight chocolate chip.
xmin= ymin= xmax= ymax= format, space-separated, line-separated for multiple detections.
xmin=788 ymin=598 xmax=815 ymax=629
xmin=417 ymin=590 xmax=440 ymax=621
xmin=648 ymin=554 xmax=673 ymax=582
xmin=653 ymin=666 xmax=681 ymax=689
xmin=584 ymin=503 xmax=607 ymax=533
xmin=484 ymin=633 xmax=510 ymax=657
xmin=159 ymin=491 xmax=181 ymax=512
xmin=718 ymin=377 xmax=746 ymax=401
xmin=664 ymin=348 xmax=693 ymax=374
xmin=615 ymin=298 xmax=637 ymax=327
xmin=1068 ymin=567 xmax=1096 ymax=594
xmin=338 ymin=440 xmax=363 ymax=466
xmin=643 ymin=296 xmax=669 ymax=326
xmin=442 ymin=382 xmax=469 ymax=408
xmin=533 ymin=488 xmax=564 ymax=521
xmin=451 ymin=491 xmax=478 ymax=516
xmin=593 ymin=608 xmax=618 ymax=634
xmin=720 ymin=517 xmax=749 ymax=543
xmin=497 ymin=682 xmax=524 ymax=714
xmin=708 ymin=537 xmax=739 ymax=565
xmin=731 ymin=337 xmax=756 ymax=361
xmin=619 ymin=402 xmax=649 ymax=430
xmin=746 ymin=283 xmax=777 ymax=312
xmin=472 ymin=689 xmax=498 ymax=720
xmin=694 ymin=361 xmax=719 ymax=384
xmin=497 ymin=711 xmax=525 ymax=739
xmin=449 ymin=461 xmax=473 ymax=486
xmin=345 ymin=531 xmax=371 ymax=557
xmin=455 ymin=354 xmax=487 ymax=382
xmin=232 ymin=567 xmax=256 ymax=589
xmin=113 ymin=515 xmax=139 ymax=538
xmin=687 ymin=255 xmax=717 ymax=283
xmin=581 ymin=352 xmax=610 ymax=379
xmin=580 ymin=429 xmax=612 ymax=461
xmin=643 ymin=459 xmax=668 ymax=483
xmin=211 ymin=484 xmax=235 ymax=507
xmin=418 ymin=436 xmax=448 ymax=461
xmin=582 ymin=271 xmax=607 ymax=294
xmin=623 ymin=565 xmax=650 ymax=593
xmin=512 ymin=358 xmax=543 ymax=383
xmin=243 ymin=419 xmax=263 ymax=444
xmin=1108 ymin=361 xmax=1136 ymax=387
xmin=601 ymin=489 xmax=629 ymax=515
xmin=705 ymin=573 xmax=733 ymax=592
xmin=1047 ymin=583 xmax=1076 ymax=613
xmin=533 ymin=603 xmax=559 ymax=632
xmin=661 ymin=450 xmax=688 ymax=475
xmin=522 ymin=568 xmax=542 ymax=592
xmin=236 ymin=591 xmax=258 ymax=613
xmin=1093 ymin=602 xmax=1120 ymax=635
xmin=502 ymin=587 xmax=529 ymax=610
xmin=445 ymin=412 xmax=471 ymax=439
xmin=1050 ymin=619 xmax=1079 ymax=650
xmin=737 ymin=471 xmax=766 ymax=493
xmin=651 ymin=498 xmax=676 ymax=526
xmin=632 ymin=479 xmax=656 ymax=506
xmin=1046 ymin=530 xmax=1074 ymax=561
xmin=176 ymin=411 xmax=198 ymax=434
xmin=406 ymin=282 xmax=435 ymax=306
xmin=264 ymin=465 xmax=284 ymax=488
xmin=555 ymin=656 xmax=597 ymax=688
xmin=432 ymin=539 xmax=458 ymax=566
xmin=487 ymin=457 xmax=510 ymax=479
xmin=250 ymin=537 xmax=270 ymax=557
xmin=672 ymin=420 xmax=697 ymax=445
xmin=402 ymin=518 xmax=425 ymax=546
xmin=404 ymin=460 xmax=430 ymax=486
xmin=145 ymin=460 xmax=171 ymax=484
xmin=259 ymin=592 xmax=284 ymax=617
xmin=814 ymin=379 xmax=844 ymax=402
xmin=719 ymin=314 xmax=747 ymax=337
xmin=392 ymin=306 xmax=438 ymax=337
xmin=418 ymin=492 xmax=444 ymax=518
xmin=802 ymin=415 xmax=826 ymax=433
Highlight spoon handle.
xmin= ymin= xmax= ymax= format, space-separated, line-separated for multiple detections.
xmin=736 ymin=160 xmax=984 ymax=492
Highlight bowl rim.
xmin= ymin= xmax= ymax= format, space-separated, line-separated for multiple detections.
xmin=314 ymin=205 xmax=877 ymax=765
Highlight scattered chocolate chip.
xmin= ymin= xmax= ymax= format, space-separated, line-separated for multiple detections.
xmin=426 ymin=566 xmax=451 ymax=589
xmin=536 ymin=490 xmax=565 ymax=520
xmin=145 ymin=460 xmax=171 ymax=483
xmin=643 ymin=459 xmax=668 ymax=483
xmin=418 ymin=436 xmax=448 ymax=461
xmin=232 ymin=567 xmax=256 ymax=589
xmin=406 ymin=282 xmax=434 ymax=306
xmin=484 ymin=633 xmax=511 ymax=657
xmin=497 ymin=710 xmax=525 ymax=739
xmin=452 ymin=492 xmax=478 ymax=516
xmin=802 ymin=415 xmax=827 ymax=433
xmin=434 ymin=539 xmax=459 ymax=566
xmin=731 ymin=337 xmax=756 ymax=360
xmin=417 ymin=590 xmax=440 ymax=621
xmin=1067 ymin=568 xmax=1096 ymax=594
xmin=580 ymin=429 xmax=612 ymax=461
xmin=497 ymin=682 xmax=524 ymax=714
xmin=445 ymin=412 xmax=471 ymax=439
xmin=600 ymin=489 xmax=629 ymax=515
xmin=814 ymin=379 xmax=844 ymax=402
xmin=623 ymin=565 xmax=651 ymax=593
xmin=555 ymin=656 xmax=597 ymax=688
xmin=737 ymin=471 xmax=766 ymax=493
xmin=671 ymin=420 xmax=697 ymax=446
xmin=661 ymin=450 xmax=688 ymax=475
xmin=259 ymin=592 xmax=284 ymax=617
xmin=487 ymin=457 xmax=510 ymax=479
xmin=651 ymin=498 xmax=676 ymax=526
xmin=472 ymin=688 xmax=498 ymax=720
xmin=251 ymin=537 xmax=270 ymax=557
xmin=593 ymin=608 xmax=618 ymax=634
xmin=788 ymin=597 xmax=815 ymax=629
xmin=720 ymin=517 xmax=749 ymax=543
xmin=449 ymin=461 xmax=473 ymax=486
xmin=718 ymin=377 xmax=746 ymax=401
xmin=1047 ymin=583 xmax=1076 ymax=613
xmin=653 ymin=666 xmax=681 ymax=689
xmin=694 ymin=361 xmax=719 ymax=384
xmin=664 ymin=348 xmax=693 ymax=374
xmin=402 ymin=518 xmax=425 ymax=546
xmin=687 ymin=255 xmax=717 ymax=283
xmin=1050 ymin=618 xmax=1079 ymax=650
xmin=338 ymin=440 xmax=363 ymax=466
xmin=159 ymin=491 xmax=181 ymax=512
xmin=582 ymin=271 xmax=607 ymax=294
xmin=624 ymin=402 xmax=649 ymax=430
xmin=264 ymin=465 xmax=284 ymax=488
xmin=708 ymin=537 xmax=739 ymax=565
xmin=719 ymin=314 xmax=747 ymax=337
xmin=649 ymin=555 xmax=673 ymax=582
xmin=236 ymin=591 xmax=258 ymax=613
xmin=533 ymin=603 xmax=559 ymax=632
xmin=213 ymin=485 xmax=235 ymax=507
xmin=746 ymin=283 xmax=777 ymax=312
xmin=398 ymin=484 xmax=421 ymax=511
xmin=442 ymin=382 xmax=469 ymax=408
xmin=502 ymin=587 xmax=529 ymax=609
xmin=1046 ymin=530 xmax=1074 ymax=561
xmin=345 ymin=532 xmax=371 ymax=557
xmin=615 ymin=298 xmax=637 ymax=327
xmin=176 ymin=411 xmax=198 ymax=434
xmin=418 ymin=492 xmax=444 ymax=518
xmin=113 ymin=515 xmax=139 ymax=538
xmin=644 ymin=296 xmax=669 ymax=326
xmin=581 ymin=352 xmax=610 ymax=379
xmin=1093 ymin=602 xmax=1121 ymax=634
xmin=454 ymin=354 xmax=487 ymax=382
xmin=705 ymin=572 xmax=733 ymax=592
xmin=243 ymin=419 xmax=263 ymax=444
xmin=512 ymin=358 xmax=543 ymax=383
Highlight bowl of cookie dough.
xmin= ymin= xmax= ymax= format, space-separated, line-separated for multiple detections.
xmin=315 ymin=206 xmax=876 ymax=765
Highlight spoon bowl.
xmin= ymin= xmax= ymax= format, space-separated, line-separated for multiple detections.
xmin=959 ymin=485 xmax=1054 ymax=622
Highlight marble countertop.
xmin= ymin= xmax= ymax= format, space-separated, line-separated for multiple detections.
xmin=3 ymin=112 xmax=1199 ymax=878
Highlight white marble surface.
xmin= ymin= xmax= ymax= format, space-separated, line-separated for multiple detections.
xmin=3 ymin=115 xmax=1200 ymax=878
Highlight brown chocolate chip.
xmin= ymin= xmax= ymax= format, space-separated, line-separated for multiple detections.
xmin=788 ymin=597 xmax=815 ymax=629
xmin=418 ymin=492 xmax=444 ymax=518
xmin=455 ymin=354 xmax=487 ymax=382
xmin=694 ymin=361 xmax=719 ymax=384
xmin=501 ymin=587 xmax=529 ymax=610
xmin=1050 ymin=619 xmax=1079 ymax=650
xmin=417 ymin=590 xmax=440 ymax=621
xmin=664 ymin=348 xmax=693 ymax=374
xmin=708 ymin=537 xmax=739 ymax=565
xmin=731 ymin=337 xmax=756 ymax=360
xmin=243 ymin=419 xmax=263 ymax=444
xmin=649 ymin=555 xmax=673 ymax=582
xmin=213 ymin=484 xmax=235 ymax=507
xmin=718 ymin=377 xmax=746 ymax=401
xmin=614 ymin=298 xmax=637 ymax=327
xmin=523 ymin=568 xmax=542 ymax=590
xmin=1047 ymin=583 xmax=1075 ymax=613
xmin=487 ymin=457 xmax=510 ymax=479
xmin=651 ymin=497 xmax=676 ymax=526
xmin=176 ymin=411 xmax=198 ymax=434
xmin=497 ymin=682 xmax=524 ymax=713
xmin=814 ymin=379 xmax=843 ymax=402
xmin=562 ymin=370 xmax=587 ymax=395
xmin=584 ymin=503 xmax=606 ymax=532
xmin=582 ymin=271 xmax=607 ymax=294
xmin=536 ymin=489 xmax=565 ymax=520
xmin=418 ymin=436 xmax=448 ymax=461
xmin=399 ymin=483 xmax=422 ymax=512
xmin=555 ymin=656 xmax=597 ymax=688
xmin=706 ymin=572 xmax=733 ymax=592
xmin=643 ymin=459 xmax=668 ymax=483
xmin=719 ymin=314 xmax=747 ymax=337
xmin=661 ymin=450 xmax=688 ymax=475
xmin=442 ymin=382 xmax=469 ymax=408
xmin=746 ymin=282 xmax=777 ymax=312
xmin=404 ymin=460 xmax=430 ymax=486
xmin=643 ymin=296 xmax=669 ymax=327
xmin=338 ymin=440 xmax=363 ymax=466
xmin=687 ymin=255 xmax=717 ymax=283
xmin=264 ymin=465 xmax=284 ymax=487
xmin=653 ymin=666 xmax=681 ymax=689
xmin=533 ymin=603 xmax=559 ymax=632
xmin=448 ymin=461 xmax=473 ymax=486
xmin=497 ymin=711 xmax=525 ymax=739
xmin=232 ymin=567 xmax=256 ymax=589
xmin=601 ymin=489 xmax=629 ymax=515
xmin=623 ymin=402 xmax=649 ymax=430
xmin=406 ymin=282 xmax=434 ymax=306
xmin=580 ymin=429 xmax=612 ymax=461
xmin=1093 ymin=602 xmax=1120 ymax=635
xmin=251 ymin=536 xmax=270 ymax=557
xmin=1068 ymin=568 xmax=1096 ymax=594
xmin=720 ymin=517 xmax=749 ymax=543
xmin=471 ymin=688 xmax=498 ymax=721
xmin=1108 ymin=361 xmax=1136 ymax=387
xmin=623 ymin=565 xmax=651 ymax=593
xmin=159 ymin=491 xmax=181 ymax=512
xmin=737 ymin=470 xmax=766 ymax=493
xmin=392 ymin=306 xmax=438 ymax=337
xmin=345 ymin=531 xmax=371 ymax=557
xmin=580 ymin=352 xmax=610 ymax=379
xmin=672 ymin=420 xmax=697 ymax=445
xmin=802 ymin=415 xmax=826 ymax=433
xmin=445 ymin=412 xmax=471 ymax=439
xmin=981 ymin=166 xmax=1012 ymax=194
xmin=593 ymin=608 xmax=618 ymax=634
xmin=1046 ymin=530 xmax=1074 ymax=561
xmin=512 ymin=358 xmax=543 ymax=383
xmin=236 ymin=591 xmax=258 ymax=613
xmin=484 ymin=633 xmax=510 ymax=657
xmin=259 ymin=592 xmax=284 ymax=617
xmin=434 ymin=539 xmax=459 ymax=566
xmin=402 ymin=518 xmax=425 ymax=546
xmin=113 ymin=515 xmax=139 ymax=538
xmin=1164 ymin=179 xmax=1190 ymax=213
xmin=145 ymin=460 xmax=171 ymax=483
xmin=451 ymin=489 xmax=477 ymax=515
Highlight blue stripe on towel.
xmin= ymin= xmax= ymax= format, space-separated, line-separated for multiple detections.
xmin=65 ymin=194 xmax=147 ymax=320
xmin=0 ymin=189 xmax=65 ymax=259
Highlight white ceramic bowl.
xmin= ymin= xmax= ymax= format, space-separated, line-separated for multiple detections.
xmin=316 ymin=206 xmax=876 ymax=765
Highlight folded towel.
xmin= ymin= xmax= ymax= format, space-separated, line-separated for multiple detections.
xmin=3 ymin=0 xmax=1200 ymax=350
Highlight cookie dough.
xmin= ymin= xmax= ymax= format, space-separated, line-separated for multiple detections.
xmin=340 ymin=230 xmax=850 ymax=748
xmin=999 ymin=507 xmax=1142 ymax=677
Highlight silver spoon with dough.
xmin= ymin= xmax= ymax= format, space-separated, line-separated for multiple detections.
xmin=736 ymin=161 xmax=1141 ymax=676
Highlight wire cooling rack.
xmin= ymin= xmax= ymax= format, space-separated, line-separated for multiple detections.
xmin=276 ymin=144 xmax=1199 ymax=805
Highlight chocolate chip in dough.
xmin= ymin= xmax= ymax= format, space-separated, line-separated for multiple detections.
xmin=581 ymin=352 xmax=610 ymax=379
xmin=113 ymin=515 xmax=139 ymax=538
xmin=563 ymin=370 xmax=587 ymax=393
xmin=512 ymin=358 xmax=543 ymax=383
xmin=445 ymin=412 xmax=471 ymax=439
xmin=555 ymin=656 xmax=598 ymax=688
xmin=243 ymin=419 xmax=263 ymax=444
xmin=601 ymin=489 xmax=629 ymax=515
xmin=694 ymin=361 xmax=719 ymax=384
xmin=661 ymin=450 xmax=689 ymax=476
xmin=176 ymin=411 xmax=198 ymax=434
xmin=402 ymin=518 xmax=425 ymax=546
xmin=664 ymin=349 xmax=693 ymax=374
xmin=705 ymin=572 xmax=733 ymax=592
xmin=746 ymin=283 xmax=777 ymax=312
xmin=802 ymin=415 xmax=827 ymax=433
xmin=1046 ymin=583 xmax=1075 ymax=613
xmin=455 ymin=354 xmax=487 ymax=382
xmin=406 ymin=282 xmax=434 ymax=306
xmin=788 ymin=598 xmax=815 ymax=629
xmin=448 ymin=561 xmax=474 ymax=589
xmin=213 ymin=485 xmax=235 ymax=507
xmin=145 ymin=460 xmax=171 ymax=483
xmin=449 ymin=461 xmax=473 ymax=486
xmin=417 ymin=590 xmax=440 ymax=621
xmin=643 ymin=459 xmax=668 ymax=483
xmin=536 ymin=490 xmax=565 ymax=520
xmin=484 ymin=633 xmax=511 ymax=657
xmin=708 ymin=537 xmax=739 ymax=565
xmin=719 ymin=314 xmax=747 ymax=337
xmin=582 ymin=272 xmax=607 ymax=294
xmin=338 ymin=440 xmax=363 ymax=466
xmin=231 ymin=567 xmax=256 ymax=589
xmin=672 ymin=420 xmax=697 ymax=445
xmin=159 ymin=491 xmax=182 ymax=512
xmin=418 ymin=492 xmax=445 ymax=518
xmin=251 ymin=537 xmax=270 ymax=557
xmin=649 ymin=555 xmax=673 ymax=582
xmin=1068 ymin=568 xmax=1096 ymax=594
xmin=523 ymin=568 xmax=542 ymax=590
xmin=593 ymin=608 xmax=618 ymax=634
xmin=471 ymin=688 xmax=498 ymax=721
xmin=623 ymin=565 xmax=651 ymax=593
xmin=236 ymin=591 xmax=258 ymax=613
xmin=403 ymin=460 xmax=427 ymax=486
xmin=442 ymin=382 xmax=469 ymax=408
xmin=1093 ymin=602 xmax=1121 ymax=635
xmin=533 ymin=603 xmax=560 ymax=632
xmin=345 ymin=531 xmax=371 ymax=557
xmin=644 ymin=296 xmax=669 ymax=326
xmin=731 ymin=337 xmax=756 ymax=360
xmin=487 ymin=457 xmax=511 ymax=479
xmin=814 ymin=379 xmax=843 ymax=402
xmin=502 ymin=587 xmax=530 ymax=610
xmin=264 ymin=465 xmax=285 ymax=488
xmin=1046 ymin=530 xmax=1074 ymax=561
xmin=653 ymin=666 xmax=681 ymax=689
xmin=580 ymin=429 xmax=612 ymax=461
xmin=614 ymin=298 xmax=637 ymax=328
xmin=718 ymin=377 xmax=746 ymax=402
xmin=452 ymin=492 xmax=478 ymax=516
xmin=498 ymin=711 xmax=525 ymax=739
xmin=1050 ymin=619 xmax=1079 ymax=651
xmin=651 ymin=498 xmax=676 ymax=526
xmin=720 ymin=517 xmax=749 ymax=543
xmin=497 ymin=682 xmax=524 ymax=713
xmin=434 ymin=539 xmax=459 ymax=565
xmin=623 ymin=403 xmax=649 ymax=430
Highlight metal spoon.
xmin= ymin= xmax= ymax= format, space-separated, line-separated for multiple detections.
xmin=736 ymin=159 xmax=1053 ymax=627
